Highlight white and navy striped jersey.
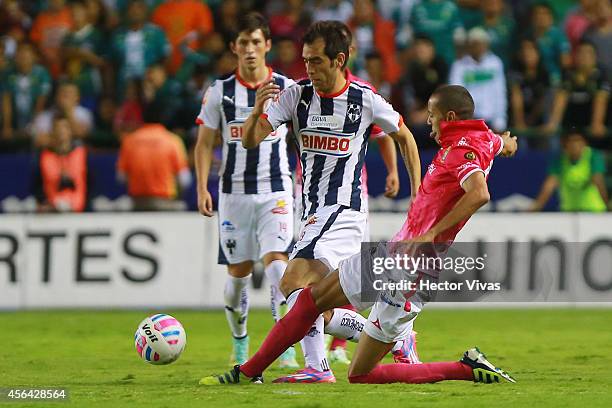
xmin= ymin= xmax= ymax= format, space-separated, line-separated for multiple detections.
xmin=196 ymin=68 xmax=294 ymax=194
xmin=264 ymin=79 xmax=402 ymax=219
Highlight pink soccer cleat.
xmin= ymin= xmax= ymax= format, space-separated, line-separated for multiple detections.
xmin=272 ymin=367 xmax=336 ymax=383
xmin=392 ymin=331 xmax=422 ymax=364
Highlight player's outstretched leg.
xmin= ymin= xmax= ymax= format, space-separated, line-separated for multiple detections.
xmin=200 ymin=271 xmax=350 ymax=386
xmin=347 ymin=334 xmax=515 ymax=384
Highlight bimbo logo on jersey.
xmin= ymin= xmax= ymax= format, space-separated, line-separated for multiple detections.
xmin=227 ymin=120 xmax=277 ymax=143
xmin=299 ymin=129 xmax=353 ymax=157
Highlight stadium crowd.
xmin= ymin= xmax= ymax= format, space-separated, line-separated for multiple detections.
xmin=0 ymin=0 xmax=610 ymax=211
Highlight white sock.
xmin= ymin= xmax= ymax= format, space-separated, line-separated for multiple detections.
xmin=224 ymin=275 xmax=250 ymax=338
xmin=286 ymin=288 xmax=330 ymax=372
xmin=325 ymin=309 xmax=405 ymax=352
xmin=324 ymin=308 xmax=366 ymax=342
xmin=264 ymin=260 xmax=287 ymax=322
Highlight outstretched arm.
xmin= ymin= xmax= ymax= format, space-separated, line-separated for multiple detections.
xmin=412 ymin=172 xmax=490 ymax=242
xmin=243 ymin=79 xmax=279 ymax=149
xmin=387 ymin=124 xmax=421 ymax=199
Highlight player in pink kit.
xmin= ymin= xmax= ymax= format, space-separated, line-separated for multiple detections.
xmin=201 ymin=85 xmax=518 ymax=386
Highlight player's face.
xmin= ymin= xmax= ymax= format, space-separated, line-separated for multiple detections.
xmin=231 ymin=29 xmax=271 ymax=70
xmin=303 ymin=37 xmax=344 ymax=93
xmin=427 ymin=96 xmax=445 ymax=145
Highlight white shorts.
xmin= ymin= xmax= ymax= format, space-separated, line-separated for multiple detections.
xmin=218 ymin=191 xmax=293 ymax=265
xmin=338 ymin=246 xmax=436 ymax=343
xmin=290 ymin=204 xmax=367 ymax=271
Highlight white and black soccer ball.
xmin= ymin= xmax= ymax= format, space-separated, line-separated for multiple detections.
xmin=134 ymin=314 xmax=186 ymax=365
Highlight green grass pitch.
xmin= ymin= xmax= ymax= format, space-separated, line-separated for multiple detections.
xmin=3 ymin=309 xmax=612 ymax=407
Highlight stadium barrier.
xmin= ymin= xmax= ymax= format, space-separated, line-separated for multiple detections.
xmin=0 ymin=213 xmax=611 ymax=309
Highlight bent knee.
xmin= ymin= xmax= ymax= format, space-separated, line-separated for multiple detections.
xmin=279 ymin=274 xmax=300 ymax=297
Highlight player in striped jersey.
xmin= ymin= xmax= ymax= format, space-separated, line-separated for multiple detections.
xmin=240 ymin=21 xmax=422 ymax=383
xmin=194 ymin=13 xmax=298 ymax=368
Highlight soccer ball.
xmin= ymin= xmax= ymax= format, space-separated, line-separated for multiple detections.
xmin=134 ymin=314 xmax=186 ymax=365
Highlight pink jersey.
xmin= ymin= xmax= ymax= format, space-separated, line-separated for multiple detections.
xmin=393 ymin=120 xmax=503 ymax=243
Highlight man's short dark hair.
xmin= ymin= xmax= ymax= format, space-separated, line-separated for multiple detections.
xmin=328 ymin=20 xmax=353 ymax=46
xmin=431 ymin=85 xmax=475 ymax=119
xmin=303 ymin=21 xmax=351 ymax=69
xmin=233 ymin=12 xmax=270 ymax=41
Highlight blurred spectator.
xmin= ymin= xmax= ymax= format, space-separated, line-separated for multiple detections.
xmin=30 ymin=0 xmax=73 ymax=79
xmin=113 ymin=79 xmax=143 ymax=136
xmin=364 ymin=52 xmax=392 ymax=99
xmin=151 ymin=0 xmax=214 ymax=75
xmin=33 ymin=114 xmax=88 ymax=212
xmin=89 ymin=95 xmax=119 ymax=148
xmin=456 ymin=0 xmax=482 ymax=29
xmin=583 ymin=0 xmax=612 ymax=83
xmin=32 ymin=82 xmax=93 ymax=148
xmin=117 ymin=100 xmax=192 ymax=211
xmin=508 ymin=38 xmax=551 ymax=142
xmin=348 ymin=0 xmax=401 ymax=84
xmin=310 ymin=0 xmax=353 ymax=23
xmin=1 ymin=42 xmax=51 ymax=150
xmin=143 ymin=64 xmax=183 ymax=129
xmin=214 ymin=50 xmax=238 ymax=76
xmin=548 ymin=0 xmax=579 ymax=24
xmin=62 ymin=0 xmax=106 ymax=111
xmin=84 ymin=0 xmax=112 ymax=31
xmin=376 ymin=0 xmax=418 ymax=50
xmin=0 ymin=0 xmax=32 ymax=52
xmin=268 ymin=0 xmax=311 ymax=41
xmin=410 ymin=0 xmax=465 ymax=65
xmin=110 ymin=0 xmax=170 ymax=99
xmin=564 ymin=0 xmax=598 ymax=59
xmin=529 ymin=1 xmax=571 ymax=85
xmin=400 ymin=34 xmax=447 ymax=147
xmin=0 ymin=41 xmax=7 ymax=78
xmin=474 ymin=0 xmax=515 ymax=67
xmin=271 ymin=36 xmax=307 ymax=80
xmin=178 ymin=62 xmax=213 ymax=135
xmin=214 ymin=0 xmax=241 ymax=44
xmin=529 ymin=130 xmax=609 ymax=211
xmin=544 ymin=41 xmax=610 ymax=138
xmin=449 ymin=27 xmax=507 ymax=132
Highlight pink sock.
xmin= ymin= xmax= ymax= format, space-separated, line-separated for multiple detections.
xmin=240 ymin=287 xmax=319 ymax=377
xmin=349 ymin=362 xmax=474 ymax=384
